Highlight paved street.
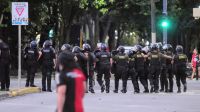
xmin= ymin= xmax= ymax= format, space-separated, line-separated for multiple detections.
xmin=0 ymin=79 xmax=200 ymax=112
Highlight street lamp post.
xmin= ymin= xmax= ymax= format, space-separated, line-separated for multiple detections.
xmin=163 ymin=0 xmax=168 ymax=44
xmin=151 ymin=0 xmax=156 ymax=44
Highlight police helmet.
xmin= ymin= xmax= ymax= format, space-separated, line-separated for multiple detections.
xmin=167 ymin=44 xmax=173 ymax=51
xmin=30 ymin=40 xmax=37 ymax=49
xmin=61 ymin=44 xmax=71 ymax=51
xmin=151 ymin=43 xmax=158 ymax=51
xmin=111 ymin=50 xmax=119 ymax=56
xmin=58 ymin=51 xmax=77 ymax=71
xmin=128 ymin=49 xmax=136 ymax=57
xmin=43 ymin=40 xmax=51 ymax=48
xmin=117 ymin=46 xmax=125 ymax=53
xmin=83 ymin=43 xmax=91 ymax=52
xmin=72 ymin=46 xmax=83 ymax=53
xmin=162 ymin=44 xmax=168 ymax=51
xmin=156 ymin=42 xmax=162 ymax=51
xmin=142 ymin=46 xmax=151 ymax=54
xmin=101 ymin=43 xmax=107 ymax=51
xmin=176 ymin=45 xmax=183 ymax=54
xmin=135 ymin=45 xmax=142 ymax=52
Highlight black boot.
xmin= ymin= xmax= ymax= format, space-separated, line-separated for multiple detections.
xmin=101 ymin=85 xmax=105 ymax=93
xmin=121 ymin=89 xmax=127 ymax=93
xmin=89 ymin=87 xmax=95 ymax=93
xmin=183 ymin=85 xmax=187 ymax=92
xmin=25 ymin=82 xmax=29 ymax=87
xmin=150 ymin=87 xmax=154 ymax=93
xmin=168 ymin=89 xmax=173 ymax=93
xmin=143 ymin=88 xmax=149 ymax=93
xmin=160 ymin=89 xmax=164 ymax=92
xmin=113 ymin=90 xmax=118 ymax=93
xmin=177 ymin=87 xmax=181 ymax=93
xmin=155 ymin=89 xmax=159 ymax=93
xmin=106 ymin=87 xmax=110 ymax=93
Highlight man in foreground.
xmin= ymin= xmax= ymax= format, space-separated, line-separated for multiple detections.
xmin=56 ymin=51 xmax=86 ymax=112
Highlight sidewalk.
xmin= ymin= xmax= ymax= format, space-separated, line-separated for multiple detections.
xmin=0 ymin=78 xmax=43 ymax=101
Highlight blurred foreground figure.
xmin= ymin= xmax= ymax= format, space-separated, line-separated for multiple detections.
xmin=0 ymin=39 xmax=10 ymax=91
xmin=56 ymin=51 xmax=86 ymax=112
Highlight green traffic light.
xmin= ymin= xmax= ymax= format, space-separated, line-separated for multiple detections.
xmin=162 ymin=21 xmax=168 ymax=27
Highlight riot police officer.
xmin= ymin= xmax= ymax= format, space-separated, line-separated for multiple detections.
xmin=83 ymin=43 xmax=96 ymax=93
xmin=134 ymin=45 xmax=149 ymax=93
xmin=147 ymin=44 xmax=171 ymax=93
xmin=39 ymin=40 xmax=56 ymax=92
xmin=160 ymin=44 xmax=174 ymax=92
xmin=0 ymin=40 xmax=10 ymax=91
xmin=113 ymin=46 xmax=129 ymax=93
xmin=173 ymin=45 xmax=188 ymax=93
xmin=111 ymin=50 xmax=118 ymax=75
xmin=141 ymin=46 xmax=151 ymax=93
xmin=24 ymin=41 xmax=39 ymax=87
xmin=128 ymin=48 xmax=140 ymax=93
xmin=61 ymin=44 xmax=72 ymax=52
xmin=95 ymin=44 xmax=111 ymax=93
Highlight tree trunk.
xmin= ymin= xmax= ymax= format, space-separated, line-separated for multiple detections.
xmin=102 ymin=16 xmax=112 ymax=42
xmin=94 ymin=13 xmax=100 ymax=48
xmin=86 ymin=15 xmax=95 ymax=49
xmin=0 ymin=14 xmax=3 ymax=24
xmin=108 ymin=23 xmax=115 ymax=51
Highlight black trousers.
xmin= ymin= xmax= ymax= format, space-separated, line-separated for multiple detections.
xmin=128 ymin=68 xmax=140 ymax=92
xmin=97 ymin=65 xmax=111 ymax=89
xmin=136 ymin=68 xmax=149 ymax=91
xmin=42 ymin=65 xmax=52 ymax=90
xmin=160 ymin=66 xmax=168 ymax=91
xmin=89 ymin=69 xmax=95 ymax=89
xmin=26 ymin=64 xmax=37 ymax=86
xmin=1 ymin=64 xmax=10 ymax=89
xmin=176 ymin=68 xmax=187 ymax=88
xmin=149 ymin=66 xmax=161 ymax=91
xmin=115 ymin=65 xmax=127 ymax=90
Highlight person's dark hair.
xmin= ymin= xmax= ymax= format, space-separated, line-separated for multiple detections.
xmin=58 ymin=51 xmax=78 ymax=72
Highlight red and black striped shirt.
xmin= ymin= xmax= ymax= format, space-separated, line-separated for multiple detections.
xmin=57 ymin=69 xmax=85 ymax=112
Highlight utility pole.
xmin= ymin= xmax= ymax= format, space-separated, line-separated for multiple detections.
xmin=151 ymin=0 xmax=156 ymax=44
xmin=163 ymin=0 xmax=168 ymax=44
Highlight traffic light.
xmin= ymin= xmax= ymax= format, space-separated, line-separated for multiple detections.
xmin=160 ymin=17 xmax=170 ymax=28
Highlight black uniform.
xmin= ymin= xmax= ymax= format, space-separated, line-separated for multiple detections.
xmin=86 ymin=52 xmax=96 ymax=93
xmin=113 ymin=52 xmax=129 ymax=93
xmin=24 ymin=47 xmax=39 ymax=87
xmin=0 ymin=42 xmax=10 ymax=91
xmin=160 ymin=51 xmax=168 ymax=92
xmin=173 ymin=53 xmax=188 ymax=93
xmin=148 ymin=51 xmax=162 ymax=93
xmin=160 ymin=50 xmax=174 ymax=92
xmin=135 ymin=52 xmax=149 ymax=93
xmin=40 ymin=47 xmax=56 ymax=92
xmin=96 ymin=51 xmax=111 ymax=93
xmin=128 ymin=52 xmax=140 ymax=93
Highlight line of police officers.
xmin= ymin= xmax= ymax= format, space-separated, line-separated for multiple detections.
xmin=24 ymin=39 xmax=188 ymax=94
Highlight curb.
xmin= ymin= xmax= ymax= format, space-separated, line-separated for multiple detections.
xmin=9 ymin=87 xmax=41 ymax=97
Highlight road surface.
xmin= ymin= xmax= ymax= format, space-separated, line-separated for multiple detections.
xmin=0 ymin=79 xmax=200 ymax=112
